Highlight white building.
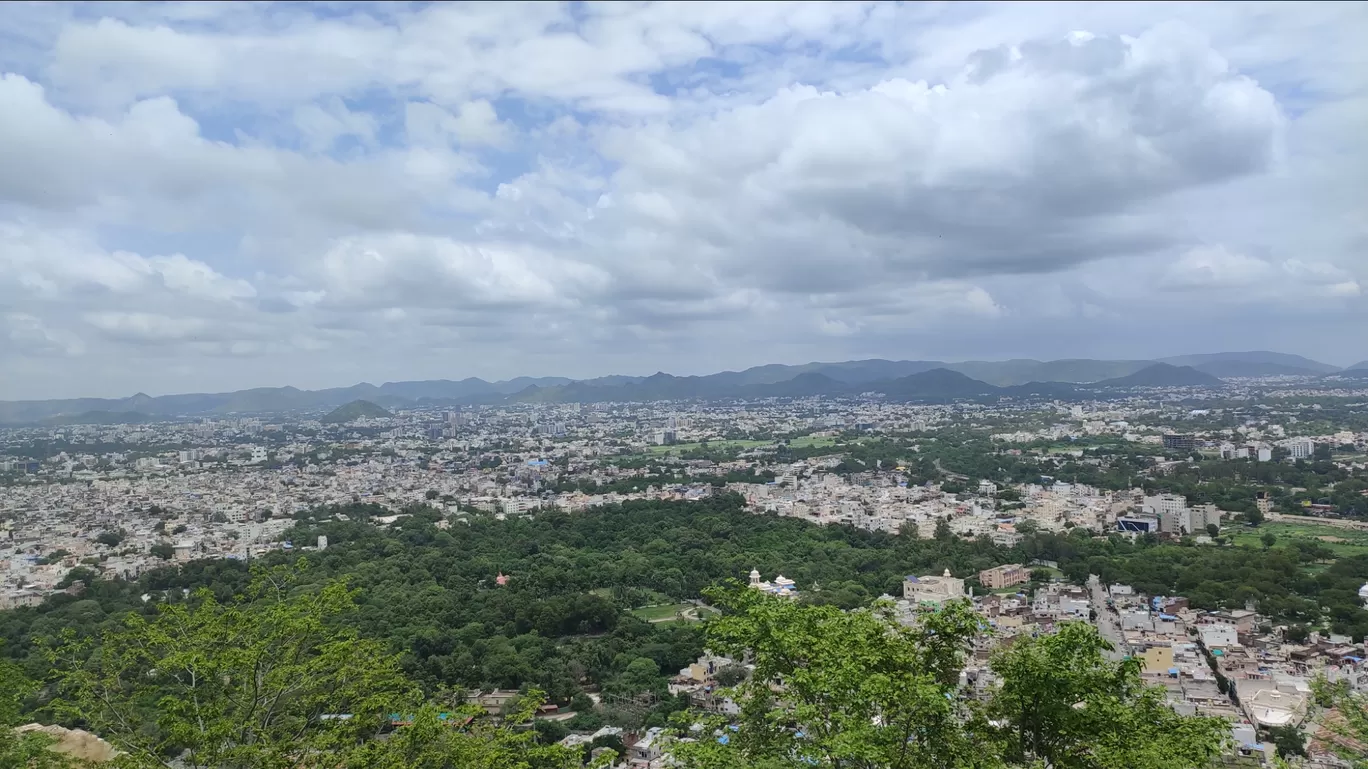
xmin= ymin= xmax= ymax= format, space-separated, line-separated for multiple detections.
xmin=903 ymin=569 xmax=967 ymax=606
xmin=1286 ymin=439 xmax=1315 ymax=460
xmin=1199 ymin=624 xmax=1238 ymax=649
xmin=1142 ymin=494 xmax=1190 ymax=534
xmin=1237 ymin=681 xmax=1309 ymax=729
xmin=250 ymin=446 xmax=268 ymax=464
xmin=748 ymin=569 xmax=798 ymax=599
xmin=1190 ymin=503 xmax=1224 ymax=532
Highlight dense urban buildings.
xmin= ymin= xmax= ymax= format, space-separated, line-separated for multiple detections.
xmin=4 ymin=361 xmax=1368 ymax=766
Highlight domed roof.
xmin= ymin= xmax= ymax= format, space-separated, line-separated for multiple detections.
xmin=1358 ymin=582 xmax=1368 ymax=598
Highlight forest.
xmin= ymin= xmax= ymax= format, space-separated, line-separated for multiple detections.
xmin=4 ymin=567 xmax=1285 ymax=769
xmin=4 ymin=493 xmax=1368 ymax=733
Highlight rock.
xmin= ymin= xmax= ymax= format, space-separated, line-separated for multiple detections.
xmin=14 ymin=723 xmax=119 ymax=763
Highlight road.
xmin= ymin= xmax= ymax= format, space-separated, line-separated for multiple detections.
xmin=1087 ymin=575 xmax=1129 ymax=661
xmin=932 ymin=458 xmax=968 ymax=482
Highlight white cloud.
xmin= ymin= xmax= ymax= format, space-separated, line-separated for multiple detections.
xmin=314 ymin=233 xmax=610 ymax=311
xmin=405 ymin=99 xmax=510 ymax=149
xmin=0 ymin=74 xmax=482 ymax=236
xmin=0 ymin=2 xmax=1364 ymax=397
xmin=1161 ymin=245 xmax=1361 ymax=301
xmin=3 ymin=313 xmax=84 ymax=357
xmin=292 ymin=97 xmax=379 ymax=153
xmin=0 ymin=224 xmax=254 ymax=301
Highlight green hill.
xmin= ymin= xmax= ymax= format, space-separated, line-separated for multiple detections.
xmin=321 ymin=400 xmax=392 ymax=423
xmin=1094 ymin=363 xmax=1222 ymax=388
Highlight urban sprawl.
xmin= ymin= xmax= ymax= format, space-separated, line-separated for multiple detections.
xmin=4 ymin=375 xmax=1368 ymax=767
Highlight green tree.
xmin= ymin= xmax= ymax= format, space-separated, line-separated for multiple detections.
xmin=934 ymin=518 xmax=954 ymax=542
xmin=713 ymin=664 xmax=748 ymax=687
xmin=1265 ymin=724 xmax=1306 ymax=759
xmin=610 ymin=657 xmax=664 ymax=698
xmin=673 ymin=588 xmax=1230 ymax=769
xmin=674 ymin=585 xmax=992 ymax=769
xmin=343 ymin=698 xmax=599 ymax=769
xmin=50 ymin=563 xmax=419 ymax=769
xmin=149 ymin=543 xmax=174 ymax=560
xmin=1310 ymin=678 xmax=1368 ymax=768
xmin=988 ymin=622 xmax=1231 ymax=769
xmin=1205 ymin=523 xmax=1220 ymax=539
xmin=1261 ymin=531 xmax=1277 ymax=549
xmin=1 ymin=647 xmax=70 ymax=769
xmin=95 ymin=531 xmax=124 ymax=547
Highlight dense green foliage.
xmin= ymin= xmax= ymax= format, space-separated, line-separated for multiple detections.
xmin=1 ymin=495 xmax=1005 ymax=723
xmin=1 ymin=648 xmax=66 ymax=768
xmin=38 ymin=566 xmax=595 ymax=769
xmin=675 ymin=589 xmax=1230 ymax=768
xmin=3 ymin=489 xmax=1368 ymax=766
xmin=6 ymin=494 xmax=1368 ymax=735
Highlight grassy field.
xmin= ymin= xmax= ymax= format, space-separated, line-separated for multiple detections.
xmin=787 ymin=436 xmax=839 ymax=448
xmin=630 ymin=603 xmax=696 ymax=621
xmin=629 ymin=603 xmax=719 ymax=624
xmin=1228 ymin=521 xmax=1368 ymax=558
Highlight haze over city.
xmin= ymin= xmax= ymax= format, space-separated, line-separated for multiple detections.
xmin=0 ymin=2 xmax=1365 ymax=400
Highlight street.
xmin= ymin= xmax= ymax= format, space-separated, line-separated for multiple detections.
xmin=1087 ymin=575 xmax=1129 ymax=661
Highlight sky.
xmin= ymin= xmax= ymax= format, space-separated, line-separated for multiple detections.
xmin=1 ymin=1 xmax=1365 ymax=400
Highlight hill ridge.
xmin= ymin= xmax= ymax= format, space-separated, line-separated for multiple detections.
xmin=321 ymin=400 xmax=392 ymax=424
xmin=0 ymin=350 xmax=1341 ymax=423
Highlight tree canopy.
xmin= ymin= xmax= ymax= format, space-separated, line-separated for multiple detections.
xmin=44 ymin=563 xmax=597 ymax=769
xmin=674 ymin=588 xmax=1231 ymax=769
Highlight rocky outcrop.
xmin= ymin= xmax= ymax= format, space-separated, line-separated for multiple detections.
xmin=14 ymin=723 xmax=119 ymax=763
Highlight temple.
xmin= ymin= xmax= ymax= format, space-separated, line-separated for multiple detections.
xmin=748 ymin=569 xmax=799 ymax=599
xmin=903 ymin=568 xmax=967 ymax=607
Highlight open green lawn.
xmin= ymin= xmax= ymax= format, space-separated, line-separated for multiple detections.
xmin=630 ymin=602 xmax=696 ymax=621
xmin=1228 ymin=521 xmax=1368 ymax=558
xmin=629 ymin=602 xmax=719 ymax=623
xmin=787 ymin=436 xmax=839 ymax=448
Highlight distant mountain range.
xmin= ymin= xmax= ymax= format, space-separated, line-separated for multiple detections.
xmin=0 ymin=350 xmax=1360 ymax=424
xmin=1156 ymin=351 xmax=1341 ymax=375
xmin=1091 ymin=363 xmax=1223 ymax=388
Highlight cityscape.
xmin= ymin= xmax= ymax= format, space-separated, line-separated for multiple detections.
xmin=4 ymin=351 xmax=1368 ymax=765
xmin=2 ymin=1 xmax=1367 ymax=767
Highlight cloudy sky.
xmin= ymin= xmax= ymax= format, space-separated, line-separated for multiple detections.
xmin=1 ymin=1 xmax=1365 ymax=400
